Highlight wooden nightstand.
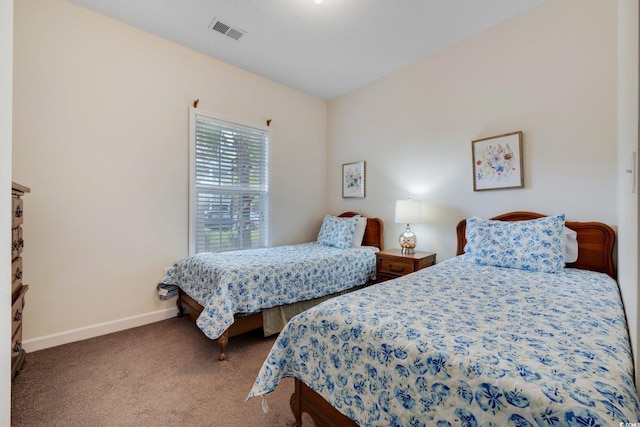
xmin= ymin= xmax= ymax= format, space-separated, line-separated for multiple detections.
xmin=375 ymin=249 xmax=436 ymax=282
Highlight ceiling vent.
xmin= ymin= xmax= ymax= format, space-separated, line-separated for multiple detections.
xmin=209 ymin=18 xmax=246 ymax=41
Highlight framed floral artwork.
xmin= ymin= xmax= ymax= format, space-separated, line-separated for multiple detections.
xmin=342 ymin=161 xmax=366 ymax=198
xmin=472 ymin=131 xmax=524 ymax=191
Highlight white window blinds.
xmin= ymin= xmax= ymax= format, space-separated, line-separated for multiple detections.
xmin=189 ymin=109 xmax=269 ymax=254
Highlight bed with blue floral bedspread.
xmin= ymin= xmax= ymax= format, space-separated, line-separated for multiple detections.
xmin=160 ymin=212 xmax=383 ymax=360
xmin=161 ymin=242 xmax=378 ymax=339
xmin=248 ymin=212 xmax=640 ymax=426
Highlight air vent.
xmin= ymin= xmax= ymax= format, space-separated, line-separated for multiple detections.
xmin=209 ymin=18 xmax=246 ymax=41
xmin=226 ymin=28 xmax=244 ymax=41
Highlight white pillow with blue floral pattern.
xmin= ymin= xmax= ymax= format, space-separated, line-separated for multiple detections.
xmin=464 ymin=214 xmax=566 ymax=273
xmin=317 ymin=214 xmax=361 ymax=249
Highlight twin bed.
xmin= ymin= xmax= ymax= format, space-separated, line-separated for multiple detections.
xmin=160 ymin=212 xmax=383 ymax=360
xmin=248 ymin=212 xmax=640 ymax=426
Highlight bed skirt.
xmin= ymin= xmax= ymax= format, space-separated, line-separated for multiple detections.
xmin=261 ymin=282 xmax=371 ymax=336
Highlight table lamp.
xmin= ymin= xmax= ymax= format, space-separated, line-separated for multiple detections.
xmin=395 ymin=199 xmax=423 ymax=254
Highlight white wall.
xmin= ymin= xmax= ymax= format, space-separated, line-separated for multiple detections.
xmin=1 ymin=0 xmax=12 ymax=422
xmin=328 ymin=0 xmax=617 ymax=262
xmin=617 ymin=0 xmax=640 ymax=386
xmin=12 ymin=0 xmax=327 ymax=348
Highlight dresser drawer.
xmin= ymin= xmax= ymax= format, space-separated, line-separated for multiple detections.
xmin=12 ymin=196 xmax=23 ymax=228
xmin=375 ymin=250 xmax=437 ymax=283
xmin=12 ymin=257 xmax=23 ymax=297
xmin=12 ymin=285 xmax=27 ymax=338
xmin=11 ymin=324 xmax=23 ymax=356
xmin=379 ymin=258 xmax=415 ymax=275
xmin=12 ymin=227 xmax=23 ymax=260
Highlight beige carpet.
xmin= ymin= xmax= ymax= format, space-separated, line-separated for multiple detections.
xmin=11 ymin=317 xmax=311 ymax=426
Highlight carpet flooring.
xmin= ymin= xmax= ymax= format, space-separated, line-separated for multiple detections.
xmin=11 ymin=317 xmax=310 ymax=426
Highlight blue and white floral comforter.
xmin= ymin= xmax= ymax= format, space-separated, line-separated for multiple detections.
xmin=159 ymin=242 xmax=378 ymax=340
xmin=248 ymin=256 xmax=640 ymax=426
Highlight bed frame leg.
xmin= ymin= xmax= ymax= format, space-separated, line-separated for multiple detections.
xmin=290 ymin=380 xmax=302 ymax=427
xmin=176 ymin=297 xmax=184 ymax=318
xmin=216 ymin=331 xmax=228 ymax=361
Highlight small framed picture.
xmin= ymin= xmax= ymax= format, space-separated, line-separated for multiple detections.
xmin=472 ymin=131 xmax=524 ymax=191
xmin=342 ymin=161 xmax=366 ymax=198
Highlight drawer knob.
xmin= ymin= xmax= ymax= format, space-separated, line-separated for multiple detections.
xmin=13 ymin=310 xmax=22 ymax=322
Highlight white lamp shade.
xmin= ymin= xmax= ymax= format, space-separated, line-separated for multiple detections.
xmin=395 ymin=199 xmax=423 ymax=224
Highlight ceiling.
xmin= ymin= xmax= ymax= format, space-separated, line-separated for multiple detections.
xmin=68 ymin=0 xmax=550 ymax=101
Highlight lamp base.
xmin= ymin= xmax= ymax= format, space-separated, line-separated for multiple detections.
xmin=399 ymin=225 xmax=417 ymax=254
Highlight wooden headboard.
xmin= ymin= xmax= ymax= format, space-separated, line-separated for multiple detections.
xmin=339 ymin=212 xmax=384 ymax=250
xmin=455 ymin=211 xmax=616 ymax=279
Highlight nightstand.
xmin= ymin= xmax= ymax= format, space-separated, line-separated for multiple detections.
xmin=375 ymin=249 xmax=436 ymax=282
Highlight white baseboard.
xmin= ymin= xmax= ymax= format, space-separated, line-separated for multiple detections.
xmin=22 ymin=307 xmax=180 ymax=353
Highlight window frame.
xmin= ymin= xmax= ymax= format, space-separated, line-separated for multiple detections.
xmin=188 ymin=107 xmax=270 ymax=255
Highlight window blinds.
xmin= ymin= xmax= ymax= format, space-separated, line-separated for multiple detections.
xmin=190 ymin=110 xmax=269 ymax=254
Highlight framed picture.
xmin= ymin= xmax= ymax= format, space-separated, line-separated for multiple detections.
xmin=342 ymin=161 xmax=366 ymax=198
xmin=472 ymin=131 xmax=524 ymax=191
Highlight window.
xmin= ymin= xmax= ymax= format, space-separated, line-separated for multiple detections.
xmin=189 ymin=108 xmax=269 ymax=255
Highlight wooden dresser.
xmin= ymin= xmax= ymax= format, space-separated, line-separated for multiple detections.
xmin=11 ymin=182 xmax=30 ymax=380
